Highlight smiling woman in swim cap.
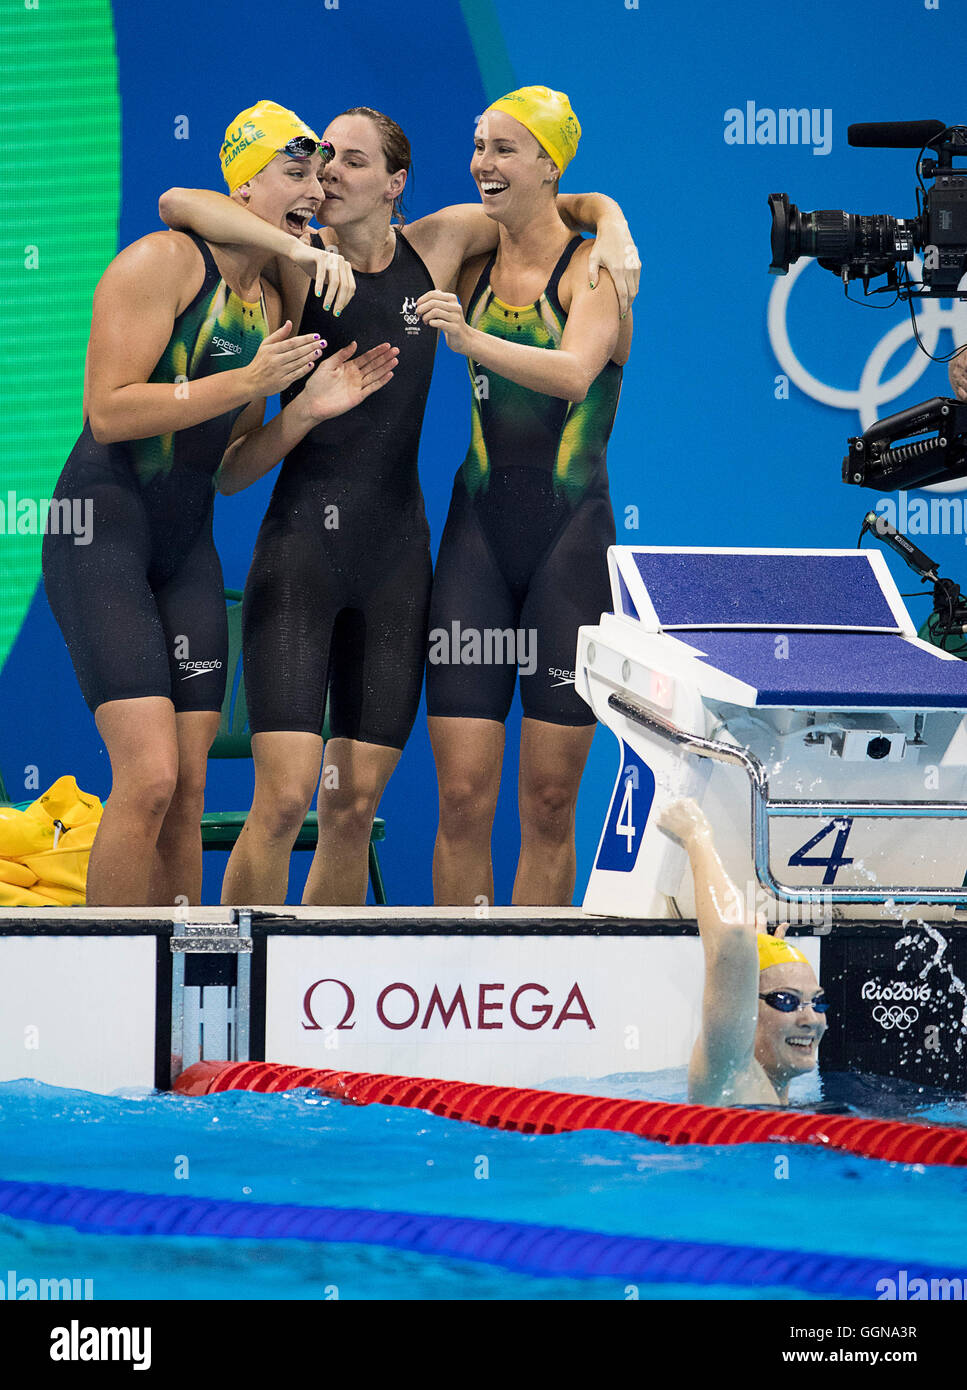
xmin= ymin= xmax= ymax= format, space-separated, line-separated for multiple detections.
xmin=659 ymin=799 xmax=828 ymax=1106
xmin=417 ymin=85 xmax=634 ymax=908
xmin=41 ymin=100 xmax=396 ymax=906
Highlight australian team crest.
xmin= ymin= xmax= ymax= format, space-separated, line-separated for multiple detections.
xmin=401 ymin=297 xmax=421 ymax=335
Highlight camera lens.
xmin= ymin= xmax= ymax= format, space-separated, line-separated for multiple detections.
xmin=867 ymin=737 xmax=891 ymax=760
xmin=769 ymin=193 xmax=907 ymax=279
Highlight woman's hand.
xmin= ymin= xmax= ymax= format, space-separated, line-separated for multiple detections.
xmin=242 ymin=321 xmax=326 ymax=397
xmin=302 ymin=340 xmax=400 ymax=422
xmin=288 ymin=239 xmax=357 ymax=314
xmin=588 ymin=219 xmax=640 ymax=318
xmin=415 ymin=290 xmax=472 ymax=354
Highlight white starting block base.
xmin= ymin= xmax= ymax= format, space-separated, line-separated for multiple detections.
xmin=579 ymin=548 xmax=967 ymax=923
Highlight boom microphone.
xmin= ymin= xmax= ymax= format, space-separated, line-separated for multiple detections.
xmin=863 ymin=512 xmax=940 ymax=581
xmin=847 ymin=119 xmax=946 ymax=149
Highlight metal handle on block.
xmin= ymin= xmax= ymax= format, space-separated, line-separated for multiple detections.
xmin=608 ymin=691 xmax=967 ymax=907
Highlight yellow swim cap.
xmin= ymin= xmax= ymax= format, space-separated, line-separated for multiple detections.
xmin=757 ymin=934 xmax=810 ymax=971
xmin=220 ymin=100 xmax=320 ymax=192
xmin=486 ymin=85 xmax=581 ymax=172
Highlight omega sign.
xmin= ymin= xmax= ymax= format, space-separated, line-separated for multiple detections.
xmin=302 ymin=978 xmax=596 ymax=1033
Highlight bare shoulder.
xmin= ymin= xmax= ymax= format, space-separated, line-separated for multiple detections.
xmin=559 ymin=238 xmax=598 ymax=294
xmin=106 ymin=229 xmax=204 ymax=282
xmin=689 ymin=1048 xmax=779 ymax=1107
xmin=95 ymin=231 xmax=205 ymax=317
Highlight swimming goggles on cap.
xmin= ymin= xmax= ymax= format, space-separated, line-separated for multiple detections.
xmin=759 ymin=989 xmax=829 ymax=1014
xmin=278 ymin=137 xmax=335 ymax=163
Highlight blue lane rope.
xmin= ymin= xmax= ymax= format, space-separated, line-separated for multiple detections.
xmin=0 ymin=1178 xmax=962 ymax=1296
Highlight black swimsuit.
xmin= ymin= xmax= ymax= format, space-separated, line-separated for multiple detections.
xmin=42 ymin=233 xmax=267 ymax=714
xmin=241 ymin=231 xmax=437 ymax=748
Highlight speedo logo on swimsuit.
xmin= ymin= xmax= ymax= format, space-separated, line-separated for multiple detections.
xmin=428 ymin=621 xmax=536 ymax=676
xmin=211 ymin=335 xmax=242 ymax=357
xmin=178 ymin=660 xmax=223 ymax=680
xmin=548 ymin=667 xmax=576 ymax=687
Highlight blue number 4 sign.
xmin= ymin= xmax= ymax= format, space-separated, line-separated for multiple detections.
xmin=789 ymin=819 xmax=854 ymax=885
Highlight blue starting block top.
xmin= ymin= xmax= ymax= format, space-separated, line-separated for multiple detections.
xmin=686 ymin=630 xmax=967 ymax=708
xmin=614 ymin=548 xmax=967 ymax=709
xmin=631 ymin=551 xmax=900 ymax=630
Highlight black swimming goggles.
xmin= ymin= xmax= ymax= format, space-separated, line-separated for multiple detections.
xmin=278 ymin=137 xmax=335 ymax=164
xmin=759 ymin=989 xmax=829 ymax=1014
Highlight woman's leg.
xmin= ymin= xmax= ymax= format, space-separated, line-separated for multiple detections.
xmin=302 ymin=738 xmax=400 ymax=905
xmin=221 ymin=731 xmax=323 ymax=905
xmin=88 ymin=697 xmax=180 ymax=906
xmin=304 ymin=536 xmax=430 ymax=905
xmin=512 ymin=491 xmax=614 ymax=905
xmin=428 ymin=715 xmax=505 ymax=905
xmin=149 ymin=709 xmax=221 ymax=905
xmin=514 ymin=717 xmax=595 ymax=906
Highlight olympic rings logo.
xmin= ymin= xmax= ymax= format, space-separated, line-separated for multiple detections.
xmin=871 ymin=1004 xmax=920 ymax=1030
xmin=767 ymin=257 xmax=967 ymax=491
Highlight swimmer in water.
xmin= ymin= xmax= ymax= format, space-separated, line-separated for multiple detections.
xmin=660 ymin=798 xmax=827 ymax=1106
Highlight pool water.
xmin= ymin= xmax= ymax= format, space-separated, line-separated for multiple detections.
xmin=1 ymin=1073 xmax=965 ymax=1300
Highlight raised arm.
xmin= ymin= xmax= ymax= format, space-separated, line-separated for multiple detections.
xmin=557 ymin=192 xmax=640 ymax=316
xmin=659 ymin=800 xmax=760 ymax=1097
xmin=85 ymin=233 xmax=321 ymax=444
xmin=416 ymin=242 xmax=621 ymax=401
xmin=158 ymin=187 xmax=356 ymax=313
xmin=403 ymin=195 xmax=640 ymax=311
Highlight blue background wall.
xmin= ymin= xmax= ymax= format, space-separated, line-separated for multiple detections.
xmin=4 ymin=0 xmax=967 ymax=905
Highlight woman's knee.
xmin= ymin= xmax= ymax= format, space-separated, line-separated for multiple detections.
xmin=252 ymin=781 xmax=316 ymax=841
xmin=520 ymin=779 xmax=577 ymax=841
xmin=111 ymin=759 xmax=179 ymax=822
xmin=437 ymin=771 xmax=498 ymax=839
xmin=317 ymin=780 xmax=380 ymax=838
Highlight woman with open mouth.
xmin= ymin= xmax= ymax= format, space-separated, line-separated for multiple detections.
xmin=418 ymin=86 xmax=634 ymax=908
xmin=159 ymin=104 xmax=638 ymax=906
xmin=42 ymin=100 xmax=395 ymax=906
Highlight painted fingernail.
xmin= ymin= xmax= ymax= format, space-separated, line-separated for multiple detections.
xmin=589 ymin=280 xmax=596 ymax=289
xmin=334 ymin=309 xmax=341 ymax=318
xmin=320 ymin=340 xmax=327 ymax=348
xmin=314 ymin=335 xmax=321 ymax=340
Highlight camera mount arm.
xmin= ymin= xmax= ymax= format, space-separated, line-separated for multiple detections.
xmin=843 ymin=396 xmax=967 ymax=490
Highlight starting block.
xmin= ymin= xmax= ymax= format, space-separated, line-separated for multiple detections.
xmin=578 ymin=547 xmax=967 ymax=923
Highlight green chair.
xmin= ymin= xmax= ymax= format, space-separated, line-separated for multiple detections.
xmin=200 ymin=590 xmax=388 ymax=904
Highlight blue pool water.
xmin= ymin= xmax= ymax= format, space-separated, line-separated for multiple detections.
xmin=1 ymin=1073 xmax=966 ymax=1300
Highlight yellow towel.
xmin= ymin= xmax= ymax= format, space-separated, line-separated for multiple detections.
xmin=0 ymin=777 xmax=102 ymax=906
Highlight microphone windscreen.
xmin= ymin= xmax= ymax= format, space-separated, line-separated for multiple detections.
xmin=848 ymin=119 xmax=946 ymax=148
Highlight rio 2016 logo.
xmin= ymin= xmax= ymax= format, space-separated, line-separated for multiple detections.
xmin=768 ymin=255 xmax=967 ymax=491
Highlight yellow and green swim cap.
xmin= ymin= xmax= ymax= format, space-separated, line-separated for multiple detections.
xmin=220 ymin=100 xmax=320 ymax=192
xmin=487 ymin=85 xmax=581 ymax=172
xmin=757 ymin=934 xmax=810 ymax=971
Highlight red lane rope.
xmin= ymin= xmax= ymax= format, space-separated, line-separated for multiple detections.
xmin=174 ymin=1060 xmax=967 ymax=1166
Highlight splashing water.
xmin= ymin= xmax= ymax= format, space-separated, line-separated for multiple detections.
xmin=897 ymin=920 xmax=967 ymax=1039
